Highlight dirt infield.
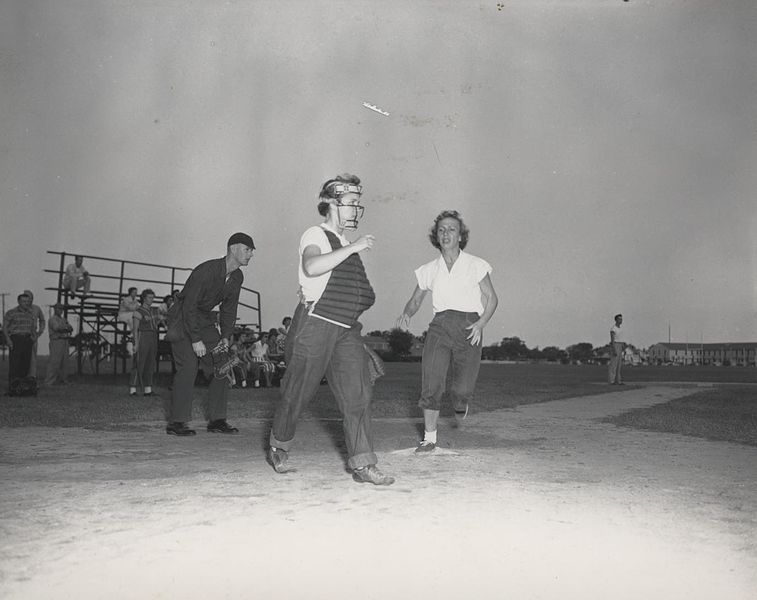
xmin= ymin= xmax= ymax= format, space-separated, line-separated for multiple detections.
xmin=1 ymin=384 xmax=756 ymax=600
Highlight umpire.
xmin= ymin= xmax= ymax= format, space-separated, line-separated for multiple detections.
xmin=166 ymin=233 xmax=255 ymax=436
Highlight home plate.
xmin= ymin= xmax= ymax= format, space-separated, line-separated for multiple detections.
xmin=390 ymin=447 xmax=461 ymax=456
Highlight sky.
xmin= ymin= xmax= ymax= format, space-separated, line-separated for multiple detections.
xmin=1 ymin=0 xmax=756 ymax=351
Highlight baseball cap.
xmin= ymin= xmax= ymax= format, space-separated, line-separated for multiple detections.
xmin=227 ymin=232 xmax=255 ymax=249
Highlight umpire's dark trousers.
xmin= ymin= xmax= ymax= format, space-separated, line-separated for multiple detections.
xmin=168 ymin=326 xmax=228 ymax=424
xmin=270 ymin=305 xmax=378 ymax=470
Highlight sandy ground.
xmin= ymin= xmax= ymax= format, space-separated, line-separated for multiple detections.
xmin=1 ymin=384 xmax=756 ymax=600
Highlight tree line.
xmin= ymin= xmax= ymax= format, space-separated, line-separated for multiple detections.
xmin=367 ymin=330 xmax=620 ymax=363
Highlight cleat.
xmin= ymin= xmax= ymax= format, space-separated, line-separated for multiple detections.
xmin=352 ymin=465 xmax=395 ymax=486
xmin=268 ymin=447 xmax=295 ymax=473
xmin=453 ymin=403 xmax=469 ymax=427
xmin=415 ymin=440 xmax=436 ymax=453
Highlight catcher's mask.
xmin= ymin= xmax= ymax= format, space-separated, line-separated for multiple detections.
xmin=327 ymin=182 xmax=364 ymax=230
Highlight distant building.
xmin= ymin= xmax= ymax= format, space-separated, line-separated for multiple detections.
xmin=363 ymin=335 xmax=389 ymax=353
xmin=362 ymin=334 xmax=424 ymax=357
xmin=648 ymin=342 xmax=757 ymax=366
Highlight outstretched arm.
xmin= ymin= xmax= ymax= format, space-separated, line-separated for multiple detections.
xmin=396 ymin=285 xmax=427 ymax=330
xmin=466 ymin=274 xmax=498 ymax=346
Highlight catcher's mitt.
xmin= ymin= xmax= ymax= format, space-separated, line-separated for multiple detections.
xmin=210 ymin=340 xmax=242 ymax=384
xmin=363 ymin=343 xmax=385 ymax=385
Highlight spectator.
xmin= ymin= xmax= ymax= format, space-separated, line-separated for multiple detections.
xmin=45 ymin=303 xmax=73 ymax=386
xmin=245 ymin=330 xmax=275 ymax=387
xmin=23 ymin=290 xmax=46 ymax=378
xmin=165 ymin=232 xmax=255 ymax=436
xmin=3 ymin=293 xmax=36 ymax=392
xmin=275 ymin=316 xmax=292 ymax=355
xmin=62 ymin=255 xmax=91 ymax=299
xmin=228 ymin=332 xmax=248 ymax=388
xmin=158 ymin=293 xmax=174 ymax=323
xmin=118 ymin=287 xmax=141 ymax=332
xmin=129 ymin=289 xmax=161 ymax=397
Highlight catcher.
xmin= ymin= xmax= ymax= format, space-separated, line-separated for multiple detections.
xmin=267 ymin=174 xmax=394 ymax=485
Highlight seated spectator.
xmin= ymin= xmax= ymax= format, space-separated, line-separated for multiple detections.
xmin=229 ymin=332 xmax=248 ymax=388
xmin=62 ymin=255 xmax=91 ymax=299
xmin=243 ymin=330 xmax=275 ymax=387
xmin=118 ymin=287 xmax=140 ymax=332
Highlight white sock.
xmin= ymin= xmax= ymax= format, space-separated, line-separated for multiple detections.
xmin=144 ymin=386 xmax=152 ymax=394
xmin=423 ymin=430 xmax=437 ymax=444
xmin=129 ymin=387 xmax=137 ymax=394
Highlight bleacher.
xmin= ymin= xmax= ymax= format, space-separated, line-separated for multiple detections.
xmin=45 ymin=251 xmax=262 ymax=376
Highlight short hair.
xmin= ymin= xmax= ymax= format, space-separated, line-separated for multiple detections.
xmin=282 ymin=316 xmax=292 ymax=325
xmin=128 ymin=286 xmax=138 ymax=294
xmin=140 ymin=288 xmax=155 ymax=301
xmin=428 ymin=210 xmax=470 ymax=251
xmin=268 ymin=328 xmax=279 ymax=337
xmin=614 ymin=313 xmax=623 ymax=320
xmin=17 ymin=293 xmax=30 ymax=303
xmin=317 ymin=173 xmax=361 ymax=217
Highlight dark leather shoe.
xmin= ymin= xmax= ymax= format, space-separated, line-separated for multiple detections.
xmin=352 ymin=465 xmax=395 ymax=486
xmin=207 ymin=420 xmax=239 ymax=434
xmin=166 ymin=422 xmax=196 ymax=436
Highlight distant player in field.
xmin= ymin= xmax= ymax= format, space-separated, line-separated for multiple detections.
xmin=397 ymin=210 xmax=498 ymax=453
xmin=267 ymin=173 xmax=394 ymax=486
xmin=608 ymin=313 xmax=626 ymax=384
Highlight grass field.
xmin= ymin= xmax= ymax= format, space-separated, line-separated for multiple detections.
xmin=1 ymin=358 xmax=756 ymax=445
xmin=605 ymin=386 xmax=757 ymax=446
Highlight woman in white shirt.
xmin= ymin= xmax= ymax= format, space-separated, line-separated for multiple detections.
xmin=397 ymin=210 xmax=498 ymax=453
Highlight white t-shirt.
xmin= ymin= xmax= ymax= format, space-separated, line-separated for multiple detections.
xmin=610 ymin=324 xmax=625 ymax=343
xmin=414 ymin=250 xmax=492 ymax=315
xmin=298 ymin=224 xmax=349 ymax=303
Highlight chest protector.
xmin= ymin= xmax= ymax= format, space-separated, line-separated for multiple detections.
xmin=311 ymin=229 xmax=375 ymax=327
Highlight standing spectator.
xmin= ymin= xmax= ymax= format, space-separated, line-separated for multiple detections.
xmin=397 ymin=210 xmax=498 ymax=453
xmin=267 ymin=173 xmax=394 ymax=486
xmin=165 ymin=232 xmax=255 ymax=436
xmin=62 ymin=255 xmax=91 ymax=299
xmin=3 ymin=293 xmax=36 ymax=392
xmin=608 ymin=313 xmax=626 ymax=385
xmin=23 ymin=290 xmax=46 ymax=378
xmin=45 ymin=303 xmax=73 ymax=386
xmin=118 ymin=287 xmax=141 ymax=332
xmin=158 ymin=293 xmax=174 ymax=323
xmin=130 ymin=289 xmax=161 ymax=397
xmin=275 ymin=316 xmax=292 ymax=355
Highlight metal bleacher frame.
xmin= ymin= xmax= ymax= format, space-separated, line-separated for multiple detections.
xmin=45 ymin=251 xmax=262 ymax=376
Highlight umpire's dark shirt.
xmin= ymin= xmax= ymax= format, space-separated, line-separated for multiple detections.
xmin=179 ymin=257 xmax=243 ymax=343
